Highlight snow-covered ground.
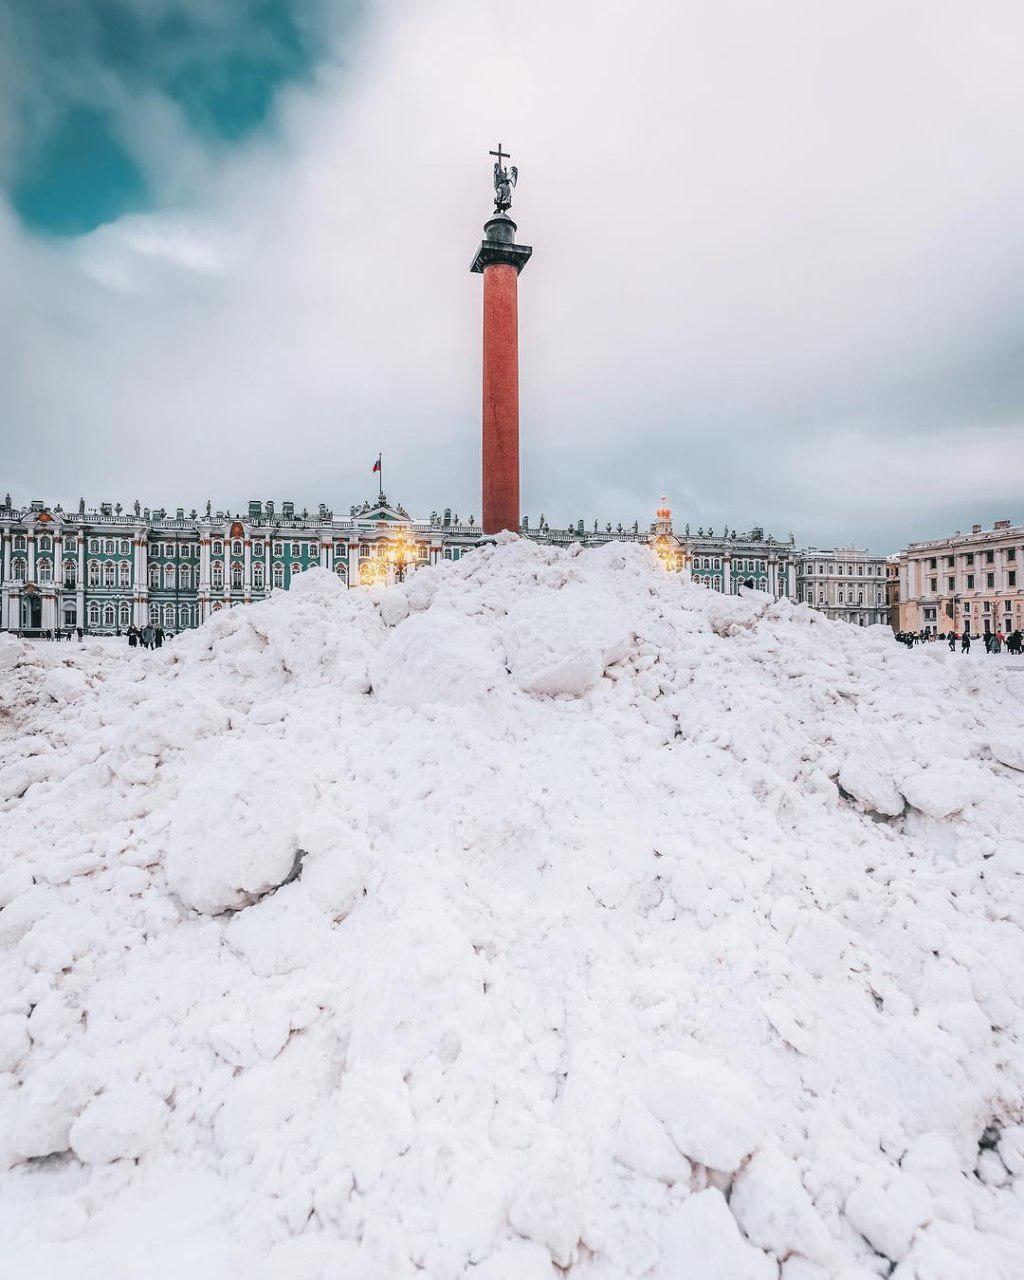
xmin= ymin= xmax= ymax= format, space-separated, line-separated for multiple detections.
xmin=1 ymin=537 xmax=1023 ymax=1280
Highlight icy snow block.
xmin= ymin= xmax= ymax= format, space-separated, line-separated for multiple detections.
xmin=898 ymin=765 xmax=986 ymax=819
xmin=844 ymin=1171 xmax=932 ymax=1262
xmin=70 ymin=1084 xmax=167 ymax=1164
xmin=642 ymin=1051 xmax=764 ymax=1172
xmin=165 ymin=742 xmax=312 ymax=914
xmin=731 ymin=1149 xmax=831 ymax=1263
xmin=658 ymin=1189 xmax=776 ymax=1279
xmin=371 ymin=610 xmax=505 ymax=708
xmin=838 ymin=757 xmax=904 ymax=817
xmin=504 ymin=584 xmax=633 ymax=697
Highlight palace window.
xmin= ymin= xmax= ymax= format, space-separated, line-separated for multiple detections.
xmin=929 ymin=578 xmax=937 ymax=592
xmin=164 ymin=565 xmax=176 ymax=587
xmin=947 ymin=577 xmax=954 ymax=591
xmin=64 ymin=562 xmax=77 ymax=587
xmin=164 ymin=604 xmax=176 ymax=628
xmin=985 ymin=550 xmax=994 ymax=564
xmin=37 ymin=558 xmax=52 ymax=582
xmin=212 ymin=541 xmax=223 ymax=556
xmin=88 ymin=603 xmax=100 ymax=627
xmin=149 ymin=604 xmax=160 ymax=624
xmin=179 ymin=604 xmax=192 ymax=628
xmin=14 ymin=535 xmax=26 ymax=551
xmin=103 ymin=604 xmax=115 ymax=628
xmin=877 ymin=592 xmax=884 ymax=605
xmin=1008 ymin=548 xmax=1016 ymax=561
xmin=149 ymin=564 xmax=160 ymax=588
xmin=179 ymin=566 xmax=191 ymax=589
xmin=1010 ymin=571 xmax=1017 ymax=587
xmin=87 ymin=561 xmax=100 ymax=586
xmin=291 ymin=541 xmax=301 ymax=555
xmin=231 ymin=564 xmax=243 ymax=589
xmin=119 ymin=603 xmax=131 ymax=627
xmin=12 ymin=558 xmax=26 ymax=582
xmin=39 ymin=536 xmax=51 ymax=552
xmin=273 ymin=563 xmax=284 ymax=588
xmin=120 ymin=562 xmax=131 ymax=588
xmin=212 ymin=563 xmax=224 ymax=589
xmin=253 ymin=540 xmax=264 ymax=556
xmin=967 ymin=574 xmax=974 ymax=589
xmin=273 ymin=541 xmax=283 ymax=556
xmin=253 ymin=564 xmax=265 ymax=589
xmin=838 ymin=591 xmax=844 ymax=603
xmin=64 ymin=606 xmax=76 ymax=626
xmin=105 ymin=539 xmax=115 ymax=555
xmin=986 ymin=573 xmax=994 ymax=588
xmin=965 ymin=553 xmax=974 ymax=565
xmin=121 ymin=540 xmax=130 ymax=555
xmin=335 ymin=562 xmax=347 ymax=578
xmin=232 ymin=540 xmax=242 ymax=556
xmin=103 ymin=562 xmax=116 ymax=587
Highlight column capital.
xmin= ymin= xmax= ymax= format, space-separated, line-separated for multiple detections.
xmin=471 ymin=216 xmax=532 ymax=275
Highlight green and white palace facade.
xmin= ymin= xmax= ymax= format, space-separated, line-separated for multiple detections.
xmin=0 ymin=493 xmax=801 ymax=636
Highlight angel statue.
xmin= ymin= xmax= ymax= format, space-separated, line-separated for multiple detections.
xmin=493 ymin=159 xmax=518 ymax=213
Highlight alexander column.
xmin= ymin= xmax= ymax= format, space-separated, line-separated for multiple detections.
xmin=471 ymin=144 xmax=532 ymax=535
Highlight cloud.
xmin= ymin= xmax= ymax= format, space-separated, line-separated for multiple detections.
xmin=2 ymin=0 xmax=1024 ymax=551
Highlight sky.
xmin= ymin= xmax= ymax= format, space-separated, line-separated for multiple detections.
xmin=2 ymin=0 xmax=1024 ymax=553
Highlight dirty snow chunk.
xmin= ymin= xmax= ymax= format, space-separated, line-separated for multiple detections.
xmin=9 ymin=1061 xmax=95 ymax=1160
xmin=845 ymin=1172 xmax=932 ymax=1262
xmin=0 ymin=866 xmax=34 ymax=908
xmin=0 ymin=1014 xmax=30 ymax=1072
xmin=838 ymin=757 xmax=904 ymax=816
xmin=642 ymin=1052 xmax=764 ymax=1172
xmin=658 ymin=1189 xmax=776 ymax=1279
xmin=69 ymin=1085 xmax=167 ymax=1164
xmin=504 ymin=584 xmax=633 ymax=697
xmin=471 ymin=1240 xmax=558 ymax=1280
xmin=371 ymin=610 xmax=505 ymax=708
xmin=899 ymin=765 xmax=986 ymax=819
xmin=991 ymin=741 xmax=1024 ymax=772
xmin=614 ymin=1096 xmax=692 ymax=1183
xmin=165 ymin=742 xmax=312 ymax=913
xmin=731 ymin=1148 xmax=831 ymax=1263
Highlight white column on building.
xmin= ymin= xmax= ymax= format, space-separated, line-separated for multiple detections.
xmin=223 ymin=537 xmax=230 ymax=606
xmin=723 ymin=553 xmax=732 ymax=594
xmin=134 ymin=530 xmax=149 ymax=627
xmin=27 ymin=532 xmax=36 ymax=581
xmin=1 ymin=530 xmax=10 ymax=630
xmin=198 ymin=531 xmax=211 ymax=621
xmin=54 ymin=532 xmax=63 ymax=586
xmin=76 ymin=534 xmax=86 ymax=629
xmin=348 ymin=540 xmax=360 ymax=587
xmin=320 ymin=536 xmax=330 ymax=570
xmin=243 ymin=536 xmax=252 ymax=602
xmin=265 ymin=538 xmax=272 ymax=594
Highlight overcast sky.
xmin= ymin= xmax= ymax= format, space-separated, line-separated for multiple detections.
xmin=2 ymin=0 xmax=1023 ymax=552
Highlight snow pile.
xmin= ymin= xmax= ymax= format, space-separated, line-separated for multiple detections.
xmin=1 ymin=538 xmax=1024 ymax=1280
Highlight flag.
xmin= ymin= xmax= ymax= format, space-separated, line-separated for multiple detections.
xmin=372 ymin=454 xmax=381 ymax=473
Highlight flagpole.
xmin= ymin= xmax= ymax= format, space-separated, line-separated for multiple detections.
xmin=378 ymin=454 xmax=383 ymax=499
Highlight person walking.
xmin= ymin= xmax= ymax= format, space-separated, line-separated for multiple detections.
xmin=961 ymin=628 xmax=971 ymax=653
xmin=994 ymin=630 xmax=1004 ymax=654
xmin=127 ymin=624 xmax=139 ymax=649
xmin=948 ymin=631 xmax=956 ymax=652
xmin=76 ymin=626 xmax=83 ymax=643
xmin=154 ymin=625 xmax=164 ymax=649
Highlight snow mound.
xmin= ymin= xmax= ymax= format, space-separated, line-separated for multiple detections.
xmin=1 ymin=539 xmax=1023 ymax=1280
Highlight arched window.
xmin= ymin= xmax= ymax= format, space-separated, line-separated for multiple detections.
xmin=232 ymin=540 xmax=242 ymax=556
xmin=88 ymin=603 xmax=100 ymax=627
xmin=179 ymin=603 xmax=191 ymax=628
xmin=37 ymin=558 xmax=52 ymax=582
xmin=179 ymin=566 xmax=191 ymax=589
xmin=119 ymin=561 xmax=131 ymax=588
xmin=231 ymin=564 xmax=243 ymax=589
xmin=164 ymin=603 xmax=175 ymax=628
xmin=252 ymin=564 xmax=264 ymax=589
xmin=14 ymin=535 xmax=26 ymax=551
xmin=12 ymin=558 xmax=26 ymax=582
xmin=88 ymin=561 xmax=100 ymax=586
xmin=64 ymin=605 xmax=77 ymax=627
xmin=838 ymin=591 xmax=844 ymax=604
xmin=857 ymin=592 xmax=863 ymax=604
xmin=149 ymin=564 xmax=160 ymax=588
xmin=164 ymin=564 xmax=175 ymax=588
xmin=212 ymin=541 xmax=223 ymax=556
xmin=119 ymin=602 xmax=131 ymax=627
xmin=64 ymin=561 xmax=77 ymax=587
xmin=211 ymin=562 xmax=224 ymax=589
xmin=335 ymin=562 xmax=347 ymax=578
xmin=121 ymin=539 xmax=131 ymax=556
xmin=103 ymin=561 xmax=115 ymax=587
xmin=273 ymin=563 xmax=284 ymax=588
xmin=105 ymin=539 xmax=115 ymax=555
xmin=39 ymin=536 xmax=51 ymax=552
xmin=103 ymin=603 xmax=115 ymax=628
xmin=149 ymin=603 xmax=160 ymax=624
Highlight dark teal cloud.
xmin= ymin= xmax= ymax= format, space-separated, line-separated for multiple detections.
xmin=1 ymin=0 xmax=347 ymax=235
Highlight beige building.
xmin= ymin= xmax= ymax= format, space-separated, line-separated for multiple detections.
xmin=894 ymin=519 xmax=1024 ymax=638
xmin=797 ymin=547 xmax=888 ymax=626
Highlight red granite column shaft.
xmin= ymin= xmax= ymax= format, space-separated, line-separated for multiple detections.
xmin=482 ymin=262 xmax=520 ymax=535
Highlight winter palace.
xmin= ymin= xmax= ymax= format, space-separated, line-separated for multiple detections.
xmin=0 ymin=492 xmax=815 ymax=635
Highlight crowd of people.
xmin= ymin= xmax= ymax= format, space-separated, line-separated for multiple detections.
xmin=895 ymin=628 xmax=1023 ymax=654
xmin=31 ymin=624 xmax=171 ymax=647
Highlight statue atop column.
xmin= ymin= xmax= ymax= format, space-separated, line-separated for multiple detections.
xmin=490 ymin=142 xmax=518 ymax=213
